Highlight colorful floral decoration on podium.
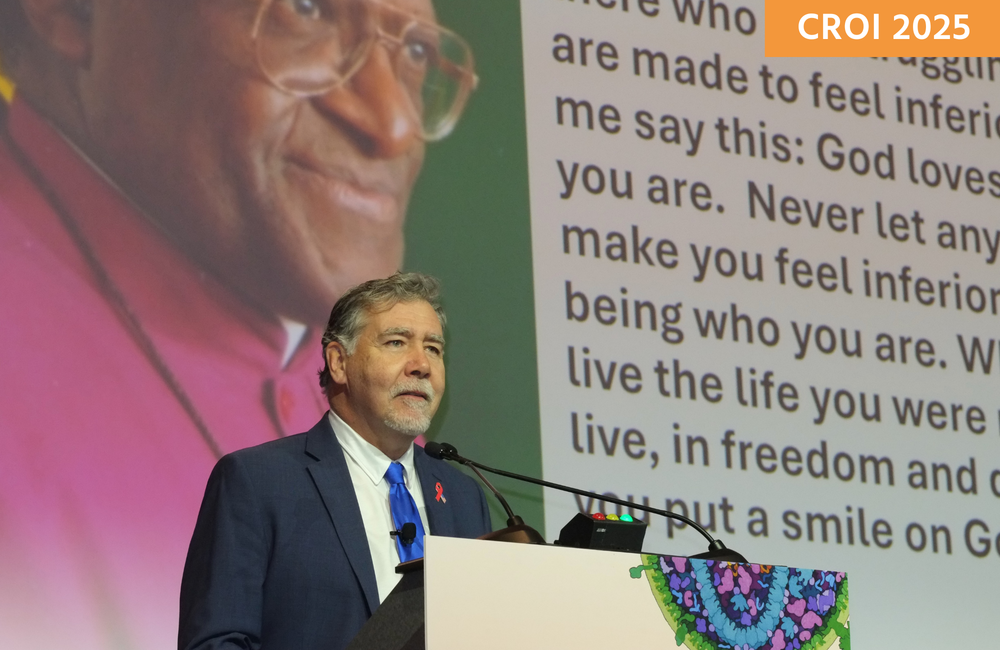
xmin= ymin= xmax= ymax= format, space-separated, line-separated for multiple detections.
xmin=630 ymin=556 xmax=849 ymax=650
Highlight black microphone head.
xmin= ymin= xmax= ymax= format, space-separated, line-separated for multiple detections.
xmin=423 ymin=441 xmax=445 ymax=459
xmin=424 ymin=441 xmax=461 ymax=462
xmin=438 ymin=442 xmax=460 ymax=459
xmin=400 ymin=522 xmax=417 ymax=543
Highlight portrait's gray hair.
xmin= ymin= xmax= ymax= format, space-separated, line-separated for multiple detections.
xmin=318 ymin=272 xmax=446 ymax=394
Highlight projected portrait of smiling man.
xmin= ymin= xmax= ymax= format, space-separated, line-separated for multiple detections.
xmin=0 ymin=0 xmax=475 ymax=647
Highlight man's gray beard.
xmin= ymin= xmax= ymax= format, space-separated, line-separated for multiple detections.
xmin=383 ymin=410 xmax=432 ymax=437
xmin=384 ymin=379 xmax=436 ymax=436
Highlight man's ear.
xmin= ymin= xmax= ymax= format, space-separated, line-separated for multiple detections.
xmin=18 ymin=0 xmax=93 ymax=64
xmin=324 ymin=341 xmax=350 ymax=387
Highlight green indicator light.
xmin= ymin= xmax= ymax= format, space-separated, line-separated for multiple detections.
xmin=620 ymin=514 xmax=634 ymax=522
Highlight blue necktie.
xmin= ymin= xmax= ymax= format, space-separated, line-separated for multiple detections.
xmin=385 ymin=462 xmax=425 ymax=562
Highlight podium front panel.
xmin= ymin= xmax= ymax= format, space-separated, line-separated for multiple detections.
xmin=425 ymin=537 xmax=849 ymax=650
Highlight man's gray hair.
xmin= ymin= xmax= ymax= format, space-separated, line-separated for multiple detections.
xmin=318 ymin=272 xmax=446 ymax=393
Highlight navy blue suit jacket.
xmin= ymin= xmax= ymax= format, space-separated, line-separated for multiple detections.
xmin=178 ymin=416 xmax=492 ymax=650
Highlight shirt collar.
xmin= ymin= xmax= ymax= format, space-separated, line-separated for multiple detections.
xmin=327 ymin=410 xmax=416 ymax=488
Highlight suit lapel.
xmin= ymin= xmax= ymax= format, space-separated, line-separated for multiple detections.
xmin=304 ymin=416 xmax=380 ymax=615
xmin=415 ymin=448 xmax=456 ymax=536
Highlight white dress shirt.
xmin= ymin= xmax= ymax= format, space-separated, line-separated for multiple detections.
xmin=327 ymin=410 xmax=430 ymax=603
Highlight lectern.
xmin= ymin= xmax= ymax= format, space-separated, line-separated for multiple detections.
xmin=348 ymin=536 xmax=850 ymax=650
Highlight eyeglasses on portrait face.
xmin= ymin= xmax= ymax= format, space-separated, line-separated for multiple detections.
xmin=251 ymin=0 xmax=478 ymax=141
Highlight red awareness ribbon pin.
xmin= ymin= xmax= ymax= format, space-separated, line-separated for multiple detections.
xmin=435 ymin=482 xmax=446 ymax=503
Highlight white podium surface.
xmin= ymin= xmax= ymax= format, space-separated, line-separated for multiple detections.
xmin=424 ymin=536 xmax=667 ymax=649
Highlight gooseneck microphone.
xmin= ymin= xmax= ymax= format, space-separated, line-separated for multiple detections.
xmin=424 ymin=441 xmax=746 ymax=562
xmin=424 ymin=442 xmax=545 ymax=544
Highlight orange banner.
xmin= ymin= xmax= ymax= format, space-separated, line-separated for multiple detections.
xmin=765 ymin=0 xmax=1000 ymax=56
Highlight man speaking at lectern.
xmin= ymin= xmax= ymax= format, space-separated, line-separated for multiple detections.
xmin=179 ymin=273 xmax=492 ymax=650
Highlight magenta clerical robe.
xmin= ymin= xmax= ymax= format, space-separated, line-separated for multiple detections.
xmin=0 ymin=99 xmax=329 ymax=649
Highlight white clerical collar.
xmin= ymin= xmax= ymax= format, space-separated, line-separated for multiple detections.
xmin=327 ymin=410 xmax=417 ymax=489
xmin=278 ymin=317 xmax=308 ymax=369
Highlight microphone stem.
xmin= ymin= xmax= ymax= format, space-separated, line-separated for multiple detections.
xmin=468 ymin=460 xmax=722 ymax=549
xmin=463 ymin=461 xmax=521 ymax=527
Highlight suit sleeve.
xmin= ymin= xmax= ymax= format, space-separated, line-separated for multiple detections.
xmin=178 ymin=453 xmax=269 ymax=650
